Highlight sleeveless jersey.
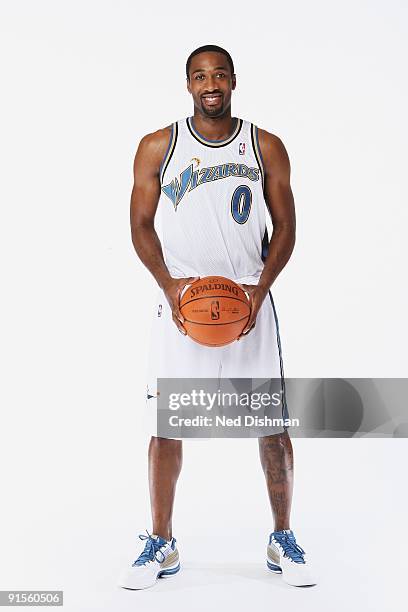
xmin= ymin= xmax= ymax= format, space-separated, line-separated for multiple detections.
xmin=158 ymin=116 xmax=269 ymax=284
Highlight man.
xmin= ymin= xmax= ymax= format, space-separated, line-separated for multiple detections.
xmin=119 ymin=45 xmax=316 ymax=589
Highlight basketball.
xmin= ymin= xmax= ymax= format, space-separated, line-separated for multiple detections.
xmin=179 ymin=276 xmax=251 ymax=347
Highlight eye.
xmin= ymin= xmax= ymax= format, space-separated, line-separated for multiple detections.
xmin=195 ymin=74 xmax=205 ymax=80
xmin=216 ymin=72 xmax=226 ymax=78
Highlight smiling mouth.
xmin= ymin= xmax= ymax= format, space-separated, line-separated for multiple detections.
xmin=201 ymin=94 xmax=223 ymax=106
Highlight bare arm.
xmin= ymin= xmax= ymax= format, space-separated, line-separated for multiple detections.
xmin=240 ymin=130 xmax=296 ymax=336
xmin=130 ymin=127 xmax=173 ymax=290
xmin=257 ymin=129 xmax=296 ymax=291
xmin=130 ymin=128 xmax=198 ymax=333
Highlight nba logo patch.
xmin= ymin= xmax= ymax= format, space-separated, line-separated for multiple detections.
xmin=239 ymin=142 xmax=245 ymax=155
xmin=157 ymin=304 xmax=162 ymax=317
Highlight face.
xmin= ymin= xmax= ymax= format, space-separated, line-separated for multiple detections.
xmin=187 ymin=51 xmax=236 ymax=118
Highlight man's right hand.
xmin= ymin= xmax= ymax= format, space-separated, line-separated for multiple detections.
xmin=162 ymin=276 xmax=200 ymax=335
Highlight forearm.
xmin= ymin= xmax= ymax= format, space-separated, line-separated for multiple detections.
xmin=131 ymin=222 xmax=172 ymax=290
xmin=258 ymin=223 xmax=295 ymax=291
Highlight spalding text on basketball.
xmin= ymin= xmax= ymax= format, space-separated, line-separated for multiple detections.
xmin=189 ymin=281 xmax=239 ymax=297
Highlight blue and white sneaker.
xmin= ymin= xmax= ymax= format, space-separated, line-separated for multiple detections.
xmin=267 ymin=529 xmax=316 ymax=586
xmin=119 ymin=531 xmax=180 ymax=590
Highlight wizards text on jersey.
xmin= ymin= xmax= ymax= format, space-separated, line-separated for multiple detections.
xmin=162 ymin=162 xmax=260 ymax=211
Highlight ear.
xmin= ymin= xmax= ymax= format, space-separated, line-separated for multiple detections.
xmin=231 ymin=74 xmax=237 ymax=91
xmin=186 ymin=77 xmax=191 ymax=94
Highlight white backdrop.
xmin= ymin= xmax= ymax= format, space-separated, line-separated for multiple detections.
xmin=0 ymin=1 xmax=407 ymax=611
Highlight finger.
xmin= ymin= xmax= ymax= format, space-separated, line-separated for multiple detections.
xmin=173 ymin=303 xmax=185 ymax=324
xmin=237 ymin=294 xmax=255 ymax=341
xmin=243 ymin=320 xmax=256 ymax=335
xmin=173 ymin=313 xmax=187 ymax=335
xmin=181 ymin=276 xmax=200 ymax=289
xmin=238 ymin=323 xmax=255 ymax=340
xmin=241 ymin=313 xmax=256 ymax=336
xmin=237 ymin=319 xmax=252 ymax=341
xmin=178 ymin=277 xmax=199 ymax=303
xmin=238 ymin=283 xmax=251 ymax=299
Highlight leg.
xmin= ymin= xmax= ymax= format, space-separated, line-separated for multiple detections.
xmin=148 ymin=436 xmax=183 ymax=541
xmin=258 ymin=430 xmax=293 ymax=532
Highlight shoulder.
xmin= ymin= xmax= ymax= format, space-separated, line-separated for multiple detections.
xmin=137 ymin=123 xmax=174 ymax=160
xmin=255 ymin=126 xmax=289 ymax=163
xmin=133 ymin=124 xmax=176 ymax=176
xmin=252 ymin=126 xmax=291 ymax=178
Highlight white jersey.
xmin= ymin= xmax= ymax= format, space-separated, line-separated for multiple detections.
xmin=144 ymin=116 xmax=289 ymax=440
xmin=158 ymin=116 xmax=269 ymax=284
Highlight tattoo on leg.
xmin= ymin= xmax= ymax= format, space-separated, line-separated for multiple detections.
xmin=270 ymin=490 xmax=287 ymax=518
xmin=259 ymin=432 xmax=293 ymax=484
xmin=259 ymin=432 xmax=294 ymax=528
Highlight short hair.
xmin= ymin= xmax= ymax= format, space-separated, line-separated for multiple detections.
xmin=186 ymin=45 xmax=235 ymax=80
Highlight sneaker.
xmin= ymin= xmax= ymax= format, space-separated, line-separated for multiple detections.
xmin=267 ymin=529 xmax=316 ymax=586
xmin=119 ymin=531 xmax=180 ymax=590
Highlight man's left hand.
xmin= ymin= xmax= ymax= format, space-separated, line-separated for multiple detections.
xmin=237 ymin=283 xmax=269 ymax=339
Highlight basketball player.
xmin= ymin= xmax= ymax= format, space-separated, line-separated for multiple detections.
xmin=119 ymin=45 xmax=316 ymax=589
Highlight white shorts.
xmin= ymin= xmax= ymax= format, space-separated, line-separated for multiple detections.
xmin=144 ymin=286 xmax=289 ymax=439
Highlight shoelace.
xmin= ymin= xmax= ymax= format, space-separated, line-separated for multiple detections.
xmin=273 ymin=531 xmax=306 ymax=564
xmin=132 ymin=530 xmax=167 ymax=566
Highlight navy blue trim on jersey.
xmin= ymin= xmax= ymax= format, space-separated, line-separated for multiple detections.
xmin=187 ymin=116 xmax=243 ymax=148
xmin=261 ymin=226 xmax=270 ymax=262
xmin=255 ymin=125 xmax=265 ymax=169
xmin=250 ymin=123 xmax=265 ymax=192
xmin=268 ymin=290 xmax=289 ymax=425
xmin=160 ymin=122 xmax=178 ymax=184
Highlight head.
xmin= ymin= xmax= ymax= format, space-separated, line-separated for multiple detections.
xmin=186 ymin=45 xmax=236 ymax=118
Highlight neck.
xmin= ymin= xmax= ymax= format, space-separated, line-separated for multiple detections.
xmin=191 ymin=111 xmax=235 ymax=141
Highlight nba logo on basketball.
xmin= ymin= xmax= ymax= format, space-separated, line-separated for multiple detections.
xmin=239 ymin=142 xmax=245 ymax=155
xmin=211 ymin=300 xmax=220 ymax=320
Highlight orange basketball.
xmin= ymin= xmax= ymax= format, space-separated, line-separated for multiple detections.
xmin=179 ymin=276 xmax=251 ymax=347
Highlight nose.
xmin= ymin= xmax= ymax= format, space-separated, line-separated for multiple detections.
xmin=206 ymin=74 xmax=218 ymax=91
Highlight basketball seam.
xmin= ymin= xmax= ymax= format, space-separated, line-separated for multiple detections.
xmin=182 ymin=315 xmax=249 ymax=326
xmin=193 ymin=339 xmax=235 ymax=347
xmin=180 ymin=295 xmax=250 ymax=308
